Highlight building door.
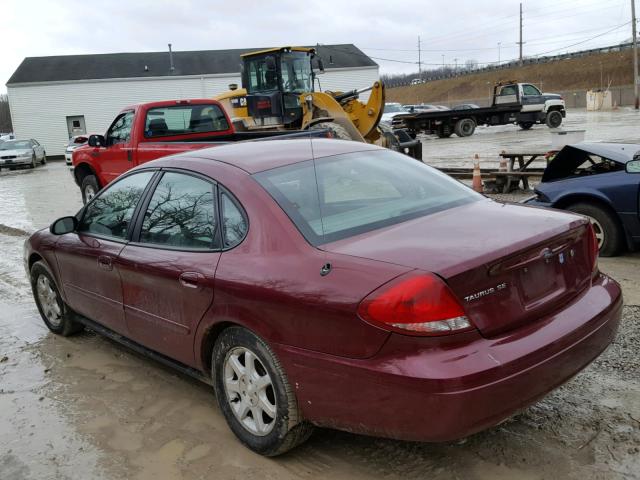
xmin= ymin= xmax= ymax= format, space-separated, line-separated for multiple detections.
xmin=66 ymin=115 xmax=86 ymax=138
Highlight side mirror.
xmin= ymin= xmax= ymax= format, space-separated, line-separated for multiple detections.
xmin=50 ymin=216 xmax=78 ymax=235
xmin=314 ymin=57 xmax=325 ymax=73
xmin=265 ymin=56 xmax=277 ymax=71
xmin=88 ymin=134 xmax=106 ymax=147
xmin=626 ymin=158 xmax=640 ymax=173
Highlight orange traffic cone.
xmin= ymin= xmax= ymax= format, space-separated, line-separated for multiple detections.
xmin=472 ymin=154 xmax=483 ymax=193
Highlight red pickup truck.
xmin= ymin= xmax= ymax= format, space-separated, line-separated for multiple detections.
xmin=72 ymin=99 xmax=329 ymax=202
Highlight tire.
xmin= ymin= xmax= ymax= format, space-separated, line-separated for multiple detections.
xmin=309 ymin=121 xmax=352 ymax=140
xmin=212 ymin=326 xmax=313 ymax=456
xmin=29 ymin=154 xmax=36 ymax=169
xmin=546 ymin=110 xmax=563 ymax=128
xmin=518 ymin=122 xmax=534 ymax=130
xmin=81 ymin=174 xmax=100 ymax=204
xmin=41 ymin=152 xmax=47 ymax=165
xmin=454 ymin=118 xmax=476 ymax=137
xmin=566 ymin=202 xmax=624 ymax=257
xmin=30 ymin=261 xmax=84 ymax=336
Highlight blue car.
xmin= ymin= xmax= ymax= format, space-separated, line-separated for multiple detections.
xmin=525 ymin=143 xmax=640 ymax=256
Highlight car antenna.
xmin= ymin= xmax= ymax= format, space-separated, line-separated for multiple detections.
xmin=308 ymin=132 xmax=330 ymax=274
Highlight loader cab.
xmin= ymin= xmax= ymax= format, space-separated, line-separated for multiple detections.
xmin=241 ymin=48 xmax=317 ymax=127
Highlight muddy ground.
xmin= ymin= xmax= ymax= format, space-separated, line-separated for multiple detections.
xmin=1 ymin=120 xmax=639 ymax=479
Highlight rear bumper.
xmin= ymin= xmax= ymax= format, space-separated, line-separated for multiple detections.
xmin=275 ymin=273 xmax=622 ymax=442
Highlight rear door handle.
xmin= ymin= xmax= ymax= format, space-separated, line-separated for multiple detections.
xmin=97 ymin=255 xmax=113 ymax=271
xmin=179 ymin=272 xmax=205 ymax=289
xmin=126 ymin=149 xmax=133 ymax=162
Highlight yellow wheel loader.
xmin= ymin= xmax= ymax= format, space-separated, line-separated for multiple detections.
xmin=215 ymin=47 xmax=421 ymax=159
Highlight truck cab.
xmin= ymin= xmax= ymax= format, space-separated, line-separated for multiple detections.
xmin=494 ymin=82 xmax=565 ymax=129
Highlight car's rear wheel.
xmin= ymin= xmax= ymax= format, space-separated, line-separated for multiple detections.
xmin=212 ymin=326 xmax=313 ymax=456
xmin=41 ymin=152 xmax=47 ymax=165
xmin=566 ymin=202 xmax=624 ymax=257
xmin=81 ymin=174 xmax=100 ymax=204
xmin=30 ymin=261 xmax=84 ymax=336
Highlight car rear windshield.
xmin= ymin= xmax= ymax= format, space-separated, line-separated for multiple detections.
xmin=254 ymin=150 xmax=481 ymax=245
xmin=144 ymin=104 xmax=230 ymax=138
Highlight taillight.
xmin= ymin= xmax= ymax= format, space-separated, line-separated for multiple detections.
xmin=586 ymin=223 xmax=599 ymax=274
xmin=357 ymin=272 xmax=474 ymax=336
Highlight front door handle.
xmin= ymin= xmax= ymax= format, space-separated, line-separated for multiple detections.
xmin=179 ymin=272 xmax=205 ymax=289
xmin=97 ymin=255 xmax=113 ymax=271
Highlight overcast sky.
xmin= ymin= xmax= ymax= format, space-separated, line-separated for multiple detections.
xmin=1 ymin=0 xmax=635 ymax=93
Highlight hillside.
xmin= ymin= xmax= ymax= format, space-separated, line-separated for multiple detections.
xmin=386 ymin=49 xmax=635 ymax=105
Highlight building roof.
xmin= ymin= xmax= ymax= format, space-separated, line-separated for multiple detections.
xmin=7 ymin=44 xmax=377 ymax=85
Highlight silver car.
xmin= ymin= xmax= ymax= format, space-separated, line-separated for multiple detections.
xmin=0 ymin=139 xmax=46 ymax=169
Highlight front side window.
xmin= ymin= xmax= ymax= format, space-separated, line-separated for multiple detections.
xmin=78 ymin=171 xmax=154 ymax=240
xmin=522 ymin=84 xmax=542 ymax=96
xmin=280 ymin=52 xmax=312 ymax=93
xmin=221 ymin=192 xmax=248 ymax=248
xmin=255 ymin=150 xmax=481 ymax=245
xmin=140 ymin=172 xmax=218 ymax=249
xmin=144 ymin=105 xmax=229 ymax=138
xmin=106 ymin=111 xmax=134 ymax=146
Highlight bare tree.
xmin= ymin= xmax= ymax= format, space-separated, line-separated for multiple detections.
xmin=0 ymin=94 xmax=13 ymax=133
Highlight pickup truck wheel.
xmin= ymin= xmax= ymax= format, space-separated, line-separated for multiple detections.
xmin=212 ymin=326 xmax=313 ymax=456
xmin=566 ymin=202 xmax=623 ymax=257
xmin=31 ymin=261 xmax=84 ymax=336
xmin=518 ymin=122 xmax=534 ymax=130
xmin=81 ymin=175 xmax=100 ymax=204
xmin=309 ymin=121 xmax=351 ymax=140
xmin=546 ymin=110 xmax=563 ymax=128
xmin=454 ymin=118 xmax=476 ymax=137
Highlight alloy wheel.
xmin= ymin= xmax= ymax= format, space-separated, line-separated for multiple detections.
xmin=589 ymin=216 xmax=605 ymax=249
xmin=36 ymin=275 xmax=62 ymax=327
xmin=223 ymin=346 xmax=277 ymax=436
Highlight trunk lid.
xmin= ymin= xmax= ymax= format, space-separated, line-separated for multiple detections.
xmin=322 ymin=200 xmax=593 ymax=336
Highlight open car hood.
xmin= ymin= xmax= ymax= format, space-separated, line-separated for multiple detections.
xmin=542 ymin=142 xmax=640 ymax=182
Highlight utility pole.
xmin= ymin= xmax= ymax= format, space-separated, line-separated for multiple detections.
xmin=632 ymin=0 xmax=639 ymax=109
xmin=442 ymin=54 xmax=445 ymax=69
xmin=418 ymin=35 xmax=422 ymax=77
xmin=518 ymin=3 xmax=525 ymax=66
xmin=498 ymin=42 xmax=502 ymax=65
xmin=454 ymin=58 xmax=458 ymax=71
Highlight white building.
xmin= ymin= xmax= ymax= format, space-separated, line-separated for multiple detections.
xmin=6 ymin=45 xmax=379 ymax=156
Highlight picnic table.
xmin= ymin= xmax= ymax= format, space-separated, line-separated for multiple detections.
xmin=496 ymin=151 xmax=551 ymax=193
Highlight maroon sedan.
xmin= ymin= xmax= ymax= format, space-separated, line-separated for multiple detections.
xmin=25 ymin=139 xmax=622 ymax=456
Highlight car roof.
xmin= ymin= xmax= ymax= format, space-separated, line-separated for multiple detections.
xmin=563 ymin=142 xmax=640 ymax=164
xmin=148 ymin=138 xmax=382 ymax=174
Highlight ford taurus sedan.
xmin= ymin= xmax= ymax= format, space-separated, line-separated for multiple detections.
xmin=24 ymin=139 xmax=622 ymax=456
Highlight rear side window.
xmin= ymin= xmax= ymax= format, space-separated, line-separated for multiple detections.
xmin=221 ymin=192 xmax=248 ymax=248
xmin=254 ymin=150 xmax=481 ymax=245
xmin=140 ymin=172 xmax=219 ymax=250
xmin=144 ymin=105 xmax=230 ymax=138
xmin=78 ymin=172 xmax=154 ymax=240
